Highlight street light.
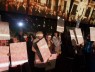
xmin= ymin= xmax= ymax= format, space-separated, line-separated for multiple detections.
xmin=18 ymin=22 xmax=23 ymax=27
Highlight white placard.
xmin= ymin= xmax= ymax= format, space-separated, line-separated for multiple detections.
xmin=75 ymin=28 xmax=84 ymax=44
xmin=10 ymin=42 xmax=28 ymax=67
xmin=57 ymin=17 xmax=64 ymax=33
xmin=0 ymin=46 xmax=9 ymax=72
xmin=0 ymin=22 xmax=10 ymax=40
xmin=90 ymin=27 xmax=95 ymax=41
xmin=37 ymin=38 xmax=51 ymax=63
xmin=69 ymin=30 xmax=77 ymax=46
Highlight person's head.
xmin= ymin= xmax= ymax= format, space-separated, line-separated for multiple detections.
xmin=19 ymin=31 xmax=23 ymax=36
xmin=46 ymin=34 xmax=52 ymax=41
xmin=53 ymin=11 xmax=56 ymax=15
xmin=23 ymin=2 xmax=27 ymax=8
xmin=86 ymin=34 xmax=90 ymax=41
xmin=23 ymin=33 xmax=27 ymax=38
xmin=54 ymin=32 xmax=58 ymax=37
xmin=13 ymin=37 xmax=19 ymax=43
xmin=36 ymin=31 xmax=43 ymax=39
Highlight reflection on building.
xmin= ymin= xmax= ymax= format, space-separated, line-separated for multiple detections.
xmin=69 ymin=0 xmax=95 ymax=22
xmin=29 ymin=0 xmax=71 ymax=19
xmin=0 ymin=0 xmax=95 ymax=24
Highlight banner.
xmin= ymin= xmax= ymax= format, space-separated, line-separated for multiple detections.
xmin=37 ymin=38 xmax=51 ymax=63
xmin=0 ymin=22 xmax=10 ymax=40
xmin=57 ymin=17 xmax=64 ymax=33
xmin=90 ymin=27 xmax=95 ymax=41
xmin=0 ymin=46 xmax=9 ymax=72
xmin=69 ymin=29 xmax=77 ymax=46
xmin=10 ymin=42 xmax=28 ymax=67
xmin=69 ymin=28 xmax=84 ymax=45
xmin=75 ymin=28 xmax=84 ymax=45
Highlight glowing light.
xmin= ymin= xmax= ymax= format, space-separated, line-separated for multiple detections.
xmin=18 ymin=22 xmax=23 ymax=27
xmin=57 ymin=16 xmax=60 ymax=20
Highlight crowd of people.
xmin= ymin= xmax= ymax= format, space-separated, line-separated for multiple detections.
xmin=0 ymin=0 xmax=67 ymax=19
xmin=28 ymin=1 xmax=57 ymax=19
xmin=0 ymin=28 xmax=95 ymax=72
xmin=0 ymin=0 xmax=27 ymax=14
xmin=0 ymin=31 xmax=62 ymax=72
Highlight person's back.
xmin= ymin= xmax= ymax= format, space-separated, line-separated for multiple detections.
xmin=52 ymin=32 xmax=61 ymax=54
xmin=83 ymin=40 xmax=93 ymax=54
xmin=32 ymin=31 xmax=45 ymax=71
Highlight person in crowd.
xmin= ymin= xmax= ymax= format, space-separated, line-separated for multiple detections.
xmin=72 ymin=41 xmax=85 ymax=72
xmin=32 ymin=31 xmax=45 ymax=72
xmin=0 ymin=40 xmax=8 ymax=46
xmin=32 ymin=5 xmax=37 ymax=15
xmin=83 ymin=34 xmax=93 ymax=54
xmin=5 ymin=1 xmax=9 ymax=11
xmin=18 ymin=31 xmax=25 ymax=42
xmin=58 ymin=11 xmax=63 ymax=18
xmin=45 ymin=33 xmax=55 ymax=54
xmin=83 ymin=34 xmax=94 ymax=72
xmin=8 ymin=1 xmax=14 ymax=12
xmin=23 ymin=34 xmax=28 ymax=42
xmin=12 ymin=1 xmax=17 ymax=12
xmin=17 ymin=2 xmax=20 ymax=11
xmin=0 ymin=1 xmax=6 ymax=11
xmin=12 ymin=36 xmax=19 ymax=43
xmin=18 ymin=2 xmax=26 ymax=14
xmin=45 ymin=10 xmax=51 ymax=18
xmin=45 ymin=33 xmax=57 ymax=72
xmin=52 ymin=32 xmax=61 ymax=55
xmin=27 ymin=34 xmax=35 ymax=72
xmin=28 ymin=4 xmax=33 ymax=15
xmin=76 ymin=15 xmax=81 ymax=28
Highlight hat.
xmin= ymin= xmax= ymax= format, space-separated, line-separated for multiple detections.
xmin=36 ymin=31 xmax=43 ymax=37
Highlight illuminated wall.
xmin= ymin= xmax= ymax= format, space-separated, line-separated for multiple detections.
xmin=0 ymin=0 xmax=95 ymax=21
xmin=76 ymin=1 xmax=88 ymax=19
xmin=70 ymin=0 xmax=94 ymax=20
xmin=65 ymin=0 xmax=71 ymax=14
xmin=51 ymin=0 xmax=56 ymax=11
xmin=41 ymin=0 xmax=46 ymax=4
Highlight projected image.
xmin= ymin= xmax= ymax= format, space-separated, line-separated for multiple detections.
xmin=28 ymin=0 xmax=57 ymax=18
xmin=91 ymin=10 xmax=95 ymax=19
xmin=0 ymin=0 xmax=27 ymax=14
xmin=28 ymin=0 xmax=70 ymax=19
xmin=58 ymin=0 xmax=70 ymax=19
xmin=85 ymin=7 xmax=91 ymax=18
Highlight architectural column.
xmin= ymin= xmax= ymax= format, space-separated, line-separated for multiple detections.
xmin=34 ymin=0 xmax=37 ymax=2
xmin=61 ymin=0 xmax=64 ymax=12
xmin=38 ymin=0 xmax=40 ymax=3
xmin=46 ymin=0 xmax=48 ymax=6
xmin=51 ymin=0 xmax=54 ymax=11
xmin=40 ymin=0 xmax=46 ymax=4
xmin=58 ymin=0 xmax=61 ymax=11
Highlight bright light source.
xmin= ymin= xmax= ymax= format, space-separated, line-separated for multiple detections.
xmin=57 ymin=16 xmax=60 ymax=20
xmin=18 ymin=22 xmax=23 ymax=27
